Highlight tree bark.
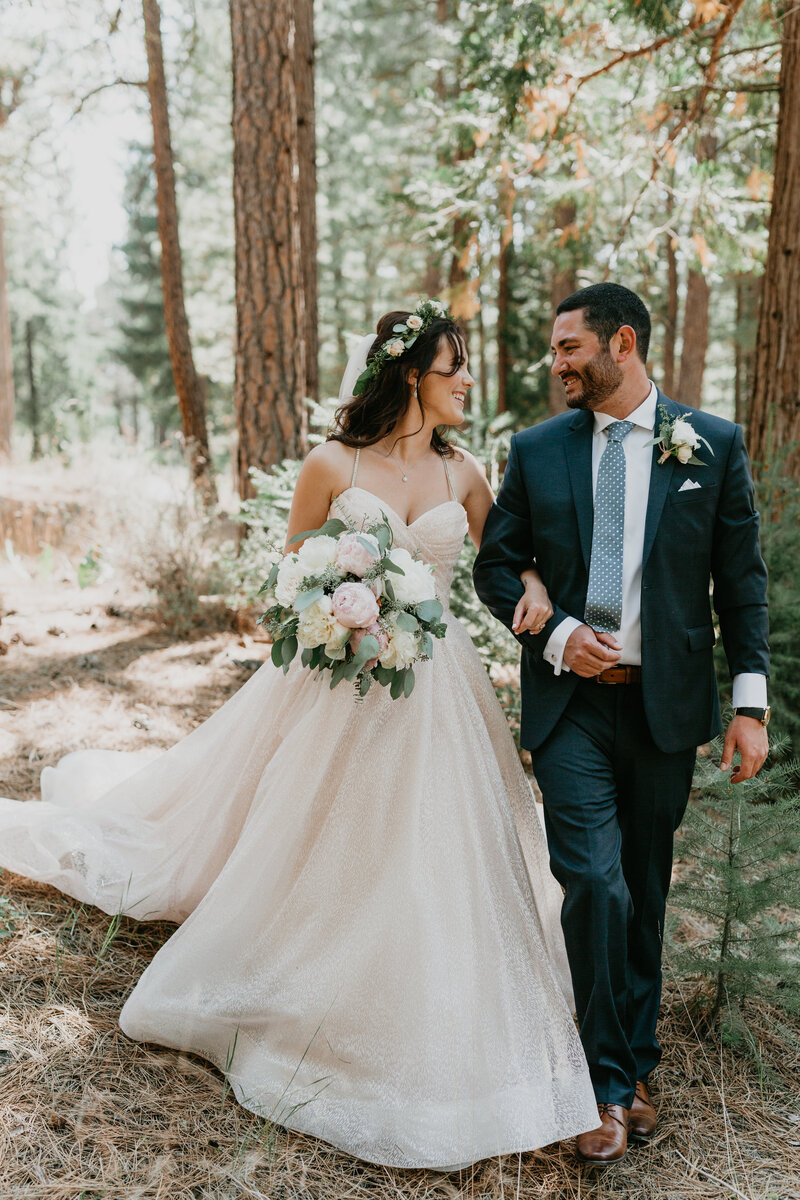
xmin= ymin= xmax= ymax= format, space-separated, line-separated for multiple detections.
xmin=0 ymin=208 xmax=13 ymax=458
xmin=25 ymin=319 xmax=40 ymax=461
xmin=0 ymin=77 xmax=22 ymax=461
xmin=734 ymin=272 xmax=758 ymax=429
xmin=142 ymin=0 xmax=215 ymax=505
xmin=294 ymin=0 xmax=318 ymax=404
xmin=231 ymin=0 xmax=307 ymax=498
xmin=496 ymin=183 xmax=514 ymax=414
xmin=748 ymin=2 xmax=800 ymax=474
xmin=662 ymin=201 xmax=679 ymax=396
xmin=676 ymin=269 xmax=710 ymax=408
xmin=548 ymin=200 xmax=577 ymax=416
xmin=677 ymin=135 xmax=716 ymax=409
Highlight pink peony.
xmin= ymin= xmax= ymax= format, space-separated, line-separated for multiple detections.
xmin=335 ymin=531 xmax=380 ymax=578
xmin=331 ymin=581 xmax=379 ymax=629
xmin=349 ymin=622 xmax=389 ymax=671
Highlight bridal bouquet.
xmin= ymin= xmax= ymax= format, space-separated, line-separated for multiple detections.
xmin=258 ymin=514 xmax=446 ymax=699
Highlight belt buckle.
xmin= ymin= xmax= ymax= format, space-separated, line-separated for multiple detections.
xmin=596 ymin=669 xmax=617 ymax=684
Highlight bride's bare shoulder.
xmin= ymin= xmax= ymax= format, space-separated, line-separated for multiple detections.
xmin=448 ymin=445 xmax=488 ymax=483
xmin=299 ymin=440 xmax=356 ymax=489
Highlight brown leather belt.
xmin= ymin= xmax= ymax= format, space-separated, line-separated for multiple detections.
xmin=594 ymin=665 xmax=642 ymax=685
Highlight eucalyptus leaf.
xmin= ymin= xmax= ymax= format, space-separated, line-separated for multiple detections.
xmin=415 ymin=599 xmax=443 ymax=623
xmin=301 ymin=648 xmax=313 ymax=668
xmin=384 ymin=558 xmax=405 ymax=575
xmin=294 ymin=586 xmax=325 ymax=611
xmin=395 ymin=610 xmax=419 ymax=632
xmin=359 ymin=673 xmax=373 ymax=697
xmin=376 ymin=524 xmax=391 ymax=552
xmin=281 ymin=635 xmax=298 ymax=668
xmin=271 ymin=641 xmax=283 ymax=669
xmin=356 ymin=535 xmax=379 ymax=555
xmin=390 ymin=670 xmax=405 ymax=700
xmin=374 ymin=666 xmax=393 ymax=687
xmin=420 ymin=631 xmax=434 ymax=658
xmin=383 ymin=577 xmax=396 ymax=603
xmin=350 ymin=634 xmax=381 ymax=672
xmin=288 ymin=518 xmax=348 ymax=545
xmin=403 ymin=668 xmax=415 ymax=698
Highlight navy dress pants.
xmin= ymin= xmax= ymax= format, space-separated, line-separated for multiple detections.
xmin=531 ymin=678 xmax=696 ymax=1108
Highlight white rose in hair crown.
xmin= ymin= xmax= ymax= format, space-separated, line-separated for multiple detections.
xmin=645 ymin=405 xmax=714 ymax=467
xmin=259 ymin=513 xmax=447 ymax=701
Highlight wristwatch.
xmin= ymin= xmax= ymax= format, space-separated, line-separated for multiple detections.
xmin=733 ymin=706 xmax=771 ymax=726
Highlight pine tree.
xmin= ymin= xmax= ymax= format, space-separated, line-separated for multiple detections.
xmin=114 ymin=146 xmax=177 ymax=446
xmin=667 ymin=735 xmax=800 ymax=1044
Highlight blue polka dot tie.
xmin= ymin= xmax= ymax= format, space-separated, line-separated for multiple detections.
xmin=585 ymin=419 xmax=634 ymax=634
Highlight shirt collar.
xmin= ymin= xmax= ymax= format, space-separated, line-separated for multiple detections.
xmin=593 ymin=380 xmax=657 ymax=435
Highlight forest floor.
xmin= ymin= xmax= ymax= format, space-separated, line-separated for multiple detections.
xmin=1 ymin=457 xmax=799 ymax=1199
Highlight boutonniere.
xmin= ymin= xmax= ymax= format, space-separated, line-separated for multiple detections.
xmin=645 ymin=405 xmax=714 ymax=466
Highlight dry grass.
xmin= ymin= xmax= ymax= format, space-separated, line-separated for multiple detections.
xmin=1 ymin=881 xmax=799 ymax=1200
xmin=1 ymin=458 xmax=800 ymax=1199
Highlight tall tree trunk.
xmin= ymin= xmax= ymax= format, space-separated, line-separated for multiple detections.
xmin=25 ymin=319 xmax=40 ymax=461
xmin=677 ymin=134 xmax=716 ymax=409
xmin=294 ymin=0 xmax=318 ymax=404
xmin=0 ymin=208 xmax=13 ymax=457
xmin=230 ymin=0 xmax=307 ymax=498
xmin=662 ymin=192 xmax=679 ymax=396
xmin=676 ymin=269 xmax=710 ymax=408
xmin=496 ymin=183 xmax=514 ymax=414
xmin=734 ymin=273 xmax=757 ymax=429
xmin=548 ymin=200 xmax=577 ymax=416
xmin=748 ymin=2 xmax=800 ymax=474
xmin=142 ymin=0 xmax=215 ymax=504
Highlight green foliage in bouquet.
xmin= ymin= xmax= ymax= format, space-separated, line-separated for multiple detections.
xmin=257 ymin=513 xmax=446 ymax=700
xmin=667 ymin=731 xmax=800 ymax=1046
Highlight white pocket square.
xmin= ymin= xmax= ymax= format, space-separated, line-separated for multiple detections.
xmin=678 ymin=479 xmax=702 ymax=492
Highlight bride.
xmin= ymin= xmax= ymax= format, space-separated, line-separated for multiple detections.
xmin=0 ymin=300 xmax=598 ymax=1170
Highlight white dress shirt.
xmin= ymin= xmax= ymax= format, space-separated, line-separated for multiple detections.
xmin=542 ymin=381 xmax=767 ymax=709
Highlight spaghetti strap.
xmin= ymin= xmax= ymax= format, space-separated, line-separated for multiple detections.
xmin=441 ymin=453 xmax=458 ymax=502
xmin=350 ymin=448 xmax=360 ymax=488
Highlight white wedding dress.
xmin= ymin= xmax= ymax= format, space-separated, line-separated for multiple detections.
xmin=0 ymin=473 xmax=598 ymax=1169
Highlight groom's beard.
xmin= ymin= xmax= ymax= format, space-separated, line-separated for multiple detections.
xmin=562 ymin=349 xmax=624 ymax=410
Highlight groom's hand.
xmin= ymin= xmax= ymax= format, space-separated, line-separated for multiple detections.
xmin=563 ymin=625 xmax=622 ymax=677
xmin=720 ymin=716 xmax=769 ymax=783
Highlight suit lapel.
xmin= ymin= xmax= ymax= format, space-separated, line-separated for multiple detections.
xmin=642 ymin=390 xmax=679 ymax=570
xmin=565 ymin=410 xmax=594 ymax=571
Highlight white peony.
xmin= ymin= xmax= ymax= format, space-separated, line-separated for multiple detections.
xmin=275 ymin=554 xmax=306 ymax=607
xmin=379 ymin=613 xmax=420 ymax=671
xmin=671 ymin=418 xmax=700 ymax=450
xmin=386 ymin=338 xmax=405 ymax=357
xmin=676 ymin=443 xmax=693 ymax=464
xmin=387 ymin=547 xmax=437 ymax=606
xmin=297 ymin=595 xmax=338 ymax=649
xmin=297 ymin=534 xmax=339 ymax=574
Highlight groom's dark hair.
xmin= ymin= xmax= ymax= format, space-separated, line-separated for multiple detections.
xmin=557 ymin=283 xmax=651 ymax=363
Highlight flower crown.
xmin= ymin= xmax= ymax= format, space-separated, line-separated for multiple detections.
xmin=352 ymin=298 xmax=453 ymax=397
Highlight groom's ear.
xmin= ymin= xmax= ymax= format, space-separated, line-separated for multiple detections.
xmin=611 ymin=324 xmax=638 ymax=363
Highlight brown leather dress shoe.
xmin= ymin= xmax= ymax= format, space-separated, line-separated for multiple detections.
xmin=629 ymin=1079 xmax=657 ymax=1140
xmin=576 ymin=1103 xmax=630 ymax=1164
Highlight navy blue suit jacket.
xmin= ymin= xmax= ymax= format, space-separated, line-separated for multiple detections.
xmin=473 ymin=392 xmax=769 ymax=754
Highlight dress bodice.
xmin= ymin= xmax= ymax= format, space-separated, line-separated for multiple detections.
xmin=331 ymin=487 xmax=469 ymax=605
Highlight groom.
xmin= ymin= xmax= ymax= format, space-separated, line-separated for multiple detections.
xmin=474 ymin=283 xmax=769 ymax=1164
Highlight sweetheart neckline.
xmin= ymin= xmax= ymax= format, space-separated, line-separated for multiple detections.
xmin=334 ymin=486 xmax=466 ymax=530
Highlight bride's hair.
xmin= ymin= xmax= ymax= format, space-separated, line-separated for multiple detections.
xmin=329 ymin=310 xmax=465 ymax=457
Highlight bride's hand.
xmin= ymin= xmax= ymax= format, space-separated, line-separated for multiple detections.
xmin=512 ymin=570 xmax=554 ymax=635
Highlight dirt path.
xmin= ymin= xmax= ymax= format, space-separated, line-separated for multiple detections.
xmin=0 ymin=532 xmax=799 ymax=1198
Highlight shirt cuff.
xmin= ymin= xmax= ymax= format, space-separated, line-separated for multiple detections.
xmin=732 ymin=674 xmax=768 ymax=710
xmin=543 ymin=616 xmax=582 ymax=676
